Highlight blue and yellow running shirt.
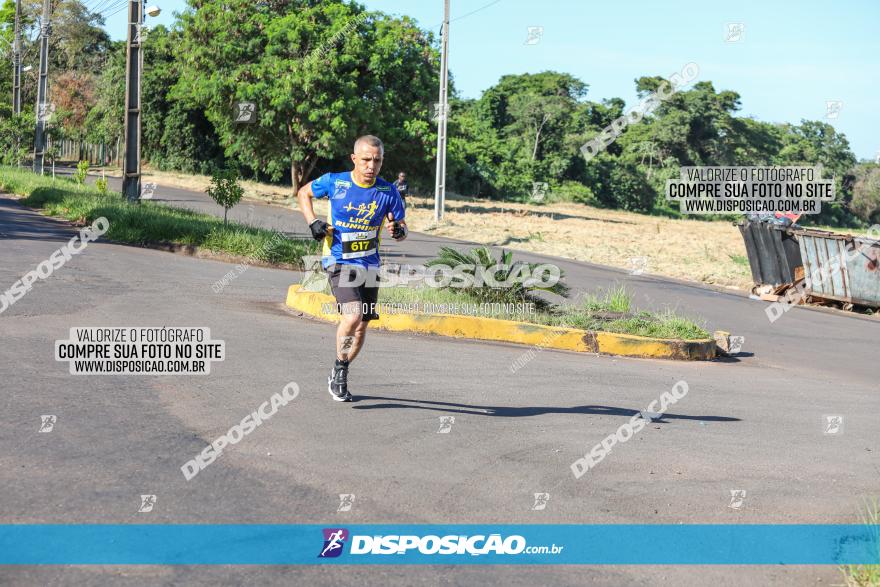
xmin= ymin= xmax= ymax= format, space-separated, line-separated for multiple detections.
xmin=310 ymin=171 xmax=406 ymax=269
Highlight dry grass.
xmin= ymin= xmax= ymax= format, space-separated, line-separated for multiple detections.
xmin=403 ymin=194 xmax=754 ymax=290
xmin=140 ymin=166 xmax=294 ymax=204
xmin=115 ymin=167 xmax=755 ymax=289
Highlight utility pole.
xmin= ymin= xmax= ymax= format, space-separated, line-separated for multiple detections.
xmin=121 ymin=0 xmax=143 ymax=201
xmin=433 ymin=0 xmax=450 ymax=223
xmin=32 ymin=0 xmax=51 ymax=175
xmin=12 ymin=0 xmax=22 ymax=115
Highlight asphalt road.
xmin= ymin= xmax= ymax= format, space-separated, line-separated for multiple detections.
xmin=1 ymin=173 xmax=878 ymax=586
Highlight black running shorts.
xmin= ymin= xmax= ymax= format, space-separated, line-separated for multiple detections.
xmin=326 ymin=264 xmax=380 ymax=321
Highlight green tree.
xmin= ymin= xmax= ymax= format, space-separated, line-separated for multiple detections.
xmin=46 ymin=0 xmax=111 ymax=74
xmin=625 ymin=79 xmax=743 ymax=168
xmin=0 ymin=112 xmax=34 ymax=165
xmin=350 ymin=13 xmax=440 ymax=187
xmin=4 ymin=0 xmax=111 ymax=141
xmin=777 ymin=120 xmax=858 ymax=226
xmin=850 ymin=163 xmax=880 ymax=224
xmin=141 ymin=25 xmax=224 ymax=174
xmin=206 ymin=168 xmax=244 ymax=225
xmin=84 ymin=41 xmax=125 ymax=156
xmin=0 ymin=0 xmax=23 ymax=119
xmin=579 ymin=77 xmax=861 ymax=219
xmin=449 ymin=71 xmax=590 ymax=199
xmin=175 ymin=0 xmax=439 ymax=192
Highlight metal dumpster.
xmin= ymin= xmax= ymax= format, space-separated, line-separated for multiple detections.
xmin=737 ymin=220 xmax=803 ymax=287
xmin=797 ymin=228 xmax=880 ymax=308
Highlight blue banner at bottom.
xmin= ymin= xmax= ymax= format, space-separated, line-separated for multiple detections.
xmin=0 ymin=525 xmax=877 ymax=565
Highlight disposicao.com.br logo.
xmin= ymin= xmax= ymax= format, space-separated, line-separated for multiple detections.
xmin=318 ymin=528 xmax=563 ymax=558
xmin=318 ymin=528 xmax=349 ymax=558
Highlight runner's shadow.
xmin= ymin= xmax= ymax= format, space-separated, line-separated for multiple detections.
xmin=351 ymin=396 xmax=740 ymax=423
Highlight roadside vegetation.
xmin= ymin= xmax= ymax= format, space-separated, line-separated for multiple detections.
xmin=0 ymin=165 xmax=318 ymax=266
xmin=373 ymin=247 xmax=709 ymax=340
xmin=3 ymin=1 xmax=877 ymax=228
xmin=3 ymin=0 xmax=875 ymax=292
xmin=425 ymin=246 xmax=570 ymax=310
xmin=840 ymin=499 xmax=880 ymax=587
xmin=548 ymin=286 xmax=710 ymax=340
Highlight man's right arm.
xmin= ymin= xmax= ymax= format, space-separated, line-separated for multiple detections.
xmin=297 ymin=180 xmax=332 ymax=241
xmin=296 ymin=182 xmax=318 ymax=225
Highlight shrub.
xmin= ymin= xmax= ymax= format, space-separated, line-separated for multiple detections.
xmin=554 ymin=181 xmax=597 ymax=205
xmin=851 ymin=164 xmax=880 ymax=224
xmin=425 ymin=246 xmax=569 ymax=310
xmin=73 ymin=160 xmax=89 ymax=184
xmin=206 ymin=168 xmax=244 ymax=226
xmin=608 ymin=163 xmax=656 ymax=212
xmin=0 ymin=113 xmax=34 ymax=166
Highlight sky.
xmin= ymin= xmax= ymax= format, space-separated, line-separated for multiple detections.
xmin=103 ymin=0 xmax=880 ymax=160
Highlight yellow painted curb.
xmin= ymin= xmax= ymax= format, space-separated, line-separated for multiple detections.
xmin=286 ymin=285 xmax=716 ymax=361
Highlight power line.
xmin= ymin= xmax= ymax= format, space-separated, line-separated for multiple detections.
xmin=83 ymin=0 xmax=123 ymax=19
xmin=89 ymin=0 xmax=123 ymax=16
xmin=450 ymin=0 xmax=503 ymax=23
xmin=83 ymin=0 xmax=110 ymax=11
xmin=427 ymin=0 xmax=503 ymax=29
xmin=100 ymin=0 xmax=130 ymax=19
xmin=100 ymin=0 xmax=129 ymax=17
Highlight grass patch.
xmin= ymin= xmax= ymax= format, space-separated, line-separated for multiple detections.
xmin=375 ymin=280 xmax=709 ymax=340
xmin=840 ymin=499 xmax=880 ymax=586
xmin=545 ymin=286 xmax=710 ymax=340
xmin=378 ymin=285 xmax=543 ymax=324
xmin=558 ymin=309 xmax=710 ymax=340
xmin=728 ymin=253 xmax=749 ymax=267
xmin=0 ymin=166 xmax=318 ymax=267
xmin=581 ymin=286 xmax=632 ymax=313
xmin=425 ymin=246 xmax=570 ymax=311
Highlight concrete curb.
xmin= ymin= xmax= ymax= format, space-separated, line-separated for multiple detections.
xmin=286 ymin=285 xmax=716 ymax=361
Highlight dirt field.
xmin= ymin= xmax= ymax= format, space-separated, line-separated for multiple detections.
xmin=402 ymin=194 xmax=754 ymax=290
xmin=136 ymin=167 xmax=755 ymax=290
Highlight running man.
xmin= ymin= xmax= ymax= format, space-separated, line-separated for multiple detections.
xmin=392 ymin=172 xmax=409 ymax=206
xmin=296 ymin=135 xmax=408 ymax=402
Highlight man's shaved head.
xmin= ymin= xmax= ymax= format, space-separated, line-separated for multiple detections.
xmin=350 ymin=135 xmax=384 ymax=185
xmin=354 ymin=135 xmax=384 ymax=155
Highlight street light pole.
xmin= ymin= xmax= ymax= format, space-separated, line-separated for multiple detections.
xmin=32 ymin=0 xmax=51 ymax=175
xmin=121 ymin=0 xmax=143 ymax=201
xmin=433 ymin=0 xmax=449 ymax=223
xmin=12 ymin=0 xmax=22 ymax=115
